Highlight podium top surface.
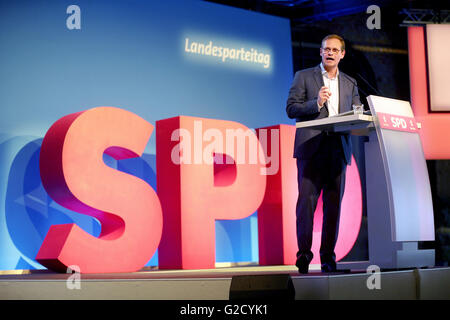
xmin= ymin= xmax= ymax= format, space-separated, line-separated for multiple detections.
xmin=295 ymin=113 xmax=374 ymax=134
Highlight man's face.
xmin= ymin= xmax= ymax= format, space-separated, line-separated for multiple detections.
xmin=320 ymin=38 xmax=345 ymax=69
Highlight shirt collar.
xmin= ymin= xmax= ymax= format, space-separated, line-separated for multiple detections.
xmin=320 ymin=62 xmax=339 ymax=79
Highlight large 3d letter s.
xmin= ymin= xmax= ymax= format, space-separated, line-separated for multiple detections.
xmin=37 ymin=107 xmax=162 ymax=273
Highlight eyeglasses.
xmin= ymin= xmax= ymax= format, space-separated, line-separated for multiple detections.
xmin=322 ymin=47 xmax=341 ymax=54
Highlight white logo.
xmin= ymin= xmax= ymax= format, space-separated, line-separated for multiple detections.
xmin=366 ymin=264 xmax=381 ymax=290
xmin=366 ymin=5 xmax=381 ymax=30
xmin=66 ymin=5 xmax=81 ymax=30
xmin=66 ymin=265 xmax=81 ymax=290
xmin=170 ymin=121 xmax=280 ymax=176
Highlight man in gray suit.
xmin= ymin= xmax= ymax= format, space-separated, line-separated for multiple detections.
xmin=286 ymin=34 xmax=361 ymax=274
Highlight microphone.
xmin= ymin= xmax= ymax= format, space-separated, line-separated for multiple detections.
xmin=340 ymin=73 xmax=372 ymax=115
xmin=356 ymin=72 xmax=383 ymax=96
xmin=340 ymin=72 xmax=372 ymax=97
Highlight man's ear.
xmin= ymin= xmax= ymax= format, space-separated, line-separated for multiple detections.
xmin=340 ymin=50 xmax=346 ymax=59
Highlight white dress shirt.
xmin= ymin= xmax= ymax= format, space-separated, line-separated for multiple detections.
xmin=319 ymin=62 xmax=339 ymax=117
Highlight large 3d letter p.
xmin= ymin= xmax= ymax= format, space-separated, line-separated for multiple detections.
xmin=156 ymin=116 xmax=266 ymax=269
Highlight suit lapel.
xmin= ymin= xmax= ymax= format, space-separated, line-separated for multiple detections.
xmin=338 ymin=73 xmax=345 ymax=113
xmin=313 ymin=66 xmax=329 ymax=118
xmin=313 ymin=66 xmax=324 ymax=92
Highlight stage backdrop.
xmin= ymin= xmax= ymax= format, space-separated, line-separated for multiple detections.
xmin=0 ymin=0 xmax=293 ymax=270
xmin=408 ymin=24 xmax=450 ymax=159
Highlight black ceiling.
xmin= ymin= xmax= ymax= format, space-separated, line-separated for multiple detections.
xmin=203 ymin=0 xmax=449 ymax=23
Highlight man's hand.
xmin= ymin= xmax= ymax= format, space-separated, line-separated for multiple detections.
xmin=318 ymin=86 xmax=332 ymax=107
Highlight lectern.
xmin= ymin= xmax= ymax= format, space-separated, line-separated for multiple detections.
xmin=296 ymin=95 xmax=435 ymax=270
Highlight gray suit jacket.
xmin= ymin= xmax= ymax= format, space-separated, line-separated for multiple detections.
xmin=286 ymin=65 xmax=361 ymax=164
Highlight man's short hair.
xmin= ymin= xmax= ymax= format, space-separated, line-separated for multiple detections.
xmin=321 ymin=34 xmax=345 ymax=51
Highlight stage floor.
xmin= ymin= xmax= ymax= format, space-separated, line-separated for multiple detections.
xmin=0 ymin=264 xmax=311 ymax=280
xmin=0 ymin=264 xmax=449 ymax=300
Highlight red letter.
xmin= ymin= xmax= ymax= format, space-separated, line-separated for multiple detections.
xmin=257 ymin=124 xmax=363 ymax=265
xmin=156 ymin=116 xmax=266 ymax=269
xmin=37 ymin=107 xmax=162 ymax=273
xmin=256 ymin=125 xmax=298 ymax=265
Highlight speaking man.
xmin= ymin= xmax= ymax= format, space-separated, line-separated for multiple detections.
xmin=286 ymin=34 xmax=361 ymax=274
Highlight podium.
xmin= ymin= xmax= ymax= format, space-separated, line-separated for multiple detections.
xmin=296 ymin=95 xmax=435 ymax=270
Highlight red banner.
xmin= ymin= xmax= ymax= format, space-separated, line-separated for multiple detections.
xmin=377 ymin=112 xmax=419 ymax=133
